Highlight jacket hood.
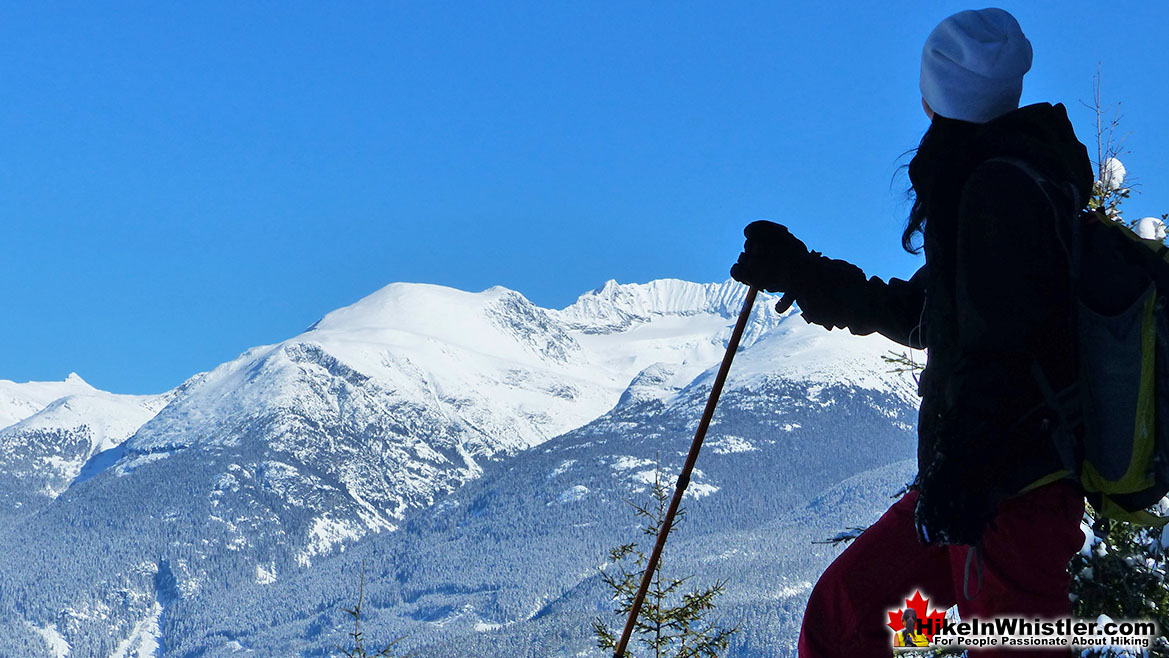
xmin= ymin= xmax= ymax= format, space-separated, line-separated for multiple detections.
xmin=909 ymin=102 xmax=1094 ymax=213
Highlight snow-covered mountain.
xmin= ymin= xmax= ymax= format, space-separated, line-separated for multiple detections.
xmin=104 ymin=280 xmax=784 ymax=560
xmin=0 ymin=278 xmax=919 ymax=657
xmin=0 ymin=373 xmax=106 ymax=430
xmin=0 ymin=375 xmax=173 ymax=521
xmin=159 ymin=298 xmax=920 ymax=656
xmin=131 ymin=279 xmax=780 ymax=456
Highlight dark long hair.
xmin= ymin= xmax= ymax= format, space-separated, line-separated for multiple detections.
xmin=900 ymin=117 xmax=980 ymax=254
xmin=901 ymin=187 xmax=928 ymax=254
xmin=900 ymin=126 xmax=934 ymax=255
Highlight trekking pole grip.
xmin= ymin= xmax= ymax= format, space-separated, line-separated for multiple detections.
xmin=612 ymin=285 xmax=759 ymax=658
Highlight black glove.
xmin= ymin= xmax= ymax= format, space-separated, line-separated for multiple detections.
xmin=729 ymin=221 xmax=812 ymax=295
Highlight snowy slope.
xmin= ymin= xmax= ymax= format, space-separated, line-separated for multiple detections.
xmin=5 ymin=390 xmax=171 ymax=458
xmin=695 ymin=307 xmax=919 ymax=405
xmin=0 ymin=373 xmax=99 ymax=430
xmin=115 ymin=279 xmax=785 ymax=546
xmin=0 ymin=379 xmax=172 ymax=521
xmin=0 ymin=277 xmax=917 ymax=657
xmin=553 ymin=279 xmax=783 ymax=401
xmin=130 ymin=280 xmax=778 ymax=458
xmin=159 ymin=304 xmax=920 ymax=657
xmin=102 ymin=280 xmax=781 ymax=565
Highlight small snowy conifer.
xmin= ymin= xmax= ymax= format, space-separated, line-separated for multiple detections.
xmin=1071 ymin=92 xmax=1169 ymax=654
xmin=593 ymin=463 xmax=737 ymax=658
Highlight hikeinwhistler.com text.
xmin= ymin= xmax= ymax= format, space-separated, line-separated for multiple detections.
xmin=919 ymin=617 xmax=1158 ymax=650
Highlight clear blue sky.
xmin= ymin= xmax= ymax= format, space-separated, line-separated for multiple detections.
xmin=3 ymin=2 xmax=1167 ymax=394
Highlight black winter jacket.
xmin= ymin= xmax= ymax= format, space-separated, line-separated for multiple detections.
xmin=793 ymin=103 xmax=1094 ymax=545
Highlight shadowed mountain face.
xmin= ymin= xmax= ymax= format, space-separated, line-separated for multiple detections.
xmin=0 ymin=279 xmax=919 ymax=657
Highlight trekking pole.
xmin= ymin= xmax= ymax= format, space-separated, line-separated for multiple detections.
xmin=614 ymin=284 xmax=772 ymax=658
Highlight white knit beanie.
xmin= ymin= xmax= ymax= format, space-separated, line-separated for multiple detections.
xmin=920 ymin=8 xmax=1033 ymax=123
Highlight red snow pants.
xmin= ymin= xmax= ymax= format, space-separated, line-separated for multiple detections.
xmin=798 ymin=480 xmax=1085 ymax=657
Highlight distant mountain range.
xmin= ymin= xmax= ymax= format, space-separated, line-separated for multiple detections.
xmin=0 ymin=279 xmax=920 ymax=657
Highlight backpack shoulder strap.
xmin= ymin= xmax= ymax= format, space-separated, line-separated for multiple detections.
xmin=982 ymin=156 xmax=1085 ymax=287
xmin=981 ymin=157 xmax=1083 ymax=216
xmin=983 ymin=157 xmax=1086 ymax=475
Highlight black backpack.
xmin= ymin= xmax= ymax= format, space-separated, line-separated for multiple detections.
xmin=994 ymin=157 xmax=1169 ymax=525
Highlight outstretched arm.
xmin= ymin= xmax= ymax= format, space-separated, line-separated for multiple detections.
xmin=795 ymin=258 xmax=927 ymax=348
xmin=730 ymin=220 xmax=926 ymax=347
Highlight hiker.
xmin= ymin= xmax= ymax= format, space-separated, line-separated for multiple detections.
xmin=730 ymin=9 xmax=1092 ymax=657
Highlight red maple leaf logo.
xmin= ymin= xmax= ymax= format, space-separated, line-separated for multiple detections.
xmin=887 ymin=590 xmax=948 ymax=642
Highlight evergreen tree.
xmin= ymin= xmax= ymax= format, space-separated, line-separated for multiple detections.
xmin=593 ymin=464 xmax=737 ymax=658
xmin=1070 ymin=509 xmax=1169 ymax=657
xmin=1069 ymin=85 xmax=1169 ymax=653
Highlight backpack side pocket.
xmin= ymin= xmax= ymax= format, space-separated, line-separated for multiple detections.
xmin=1079 ymin=284 xmax=1158 ymax=495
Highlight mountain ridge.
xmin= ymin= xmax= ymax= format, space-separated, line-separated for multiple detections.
xmin=0 ymin=277 xmax=920 ymax=657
